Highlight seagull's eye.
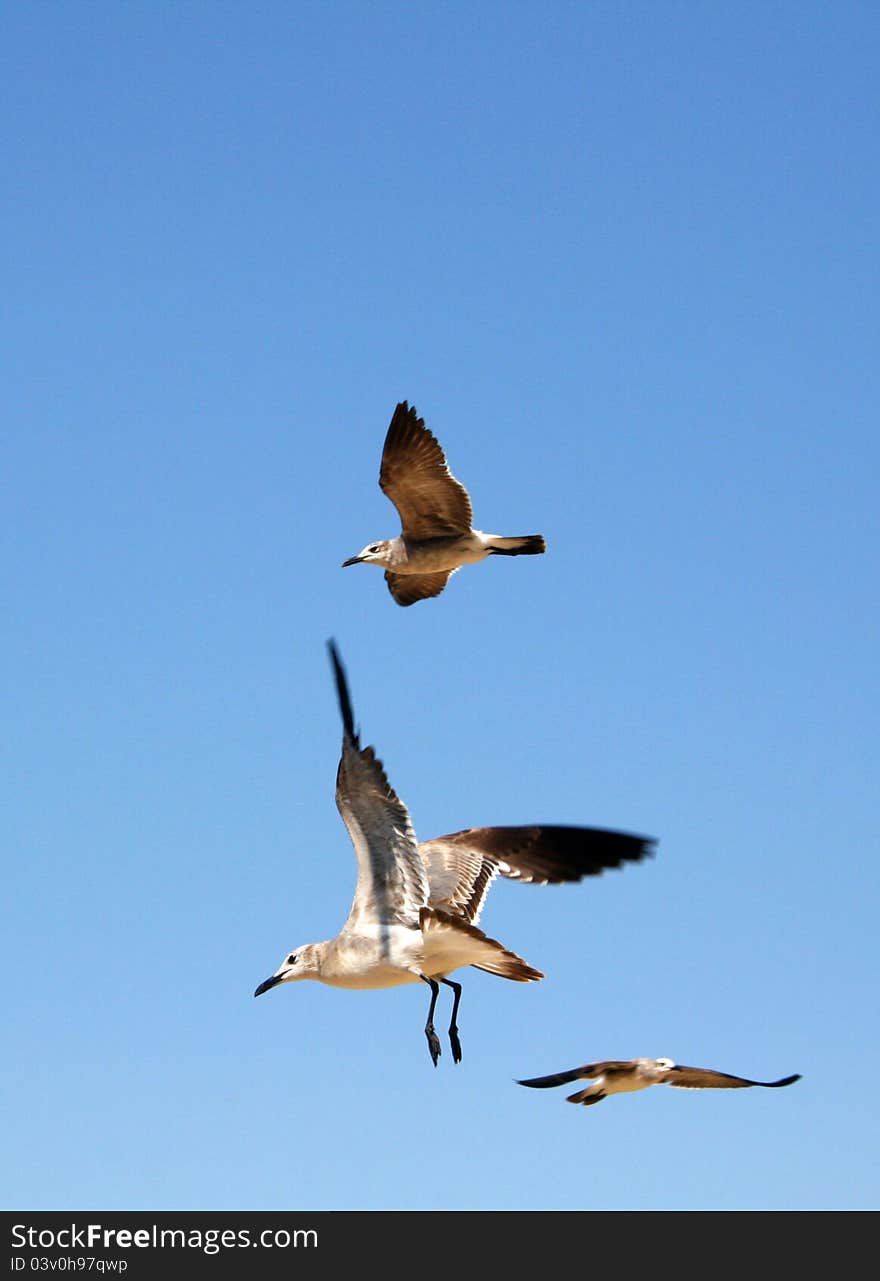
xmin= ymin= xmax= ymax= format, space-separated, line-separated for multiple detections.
xmin=368 ymin=545 xmax=380 ymax=553
xmin=286 ymin=954 xmax=297 ymax=966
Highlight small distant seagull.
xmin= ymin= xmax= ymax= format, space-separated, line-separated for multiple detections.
xmin=342 ymin=401 xmax=546 ymax=605
xmin=517 ymin=1057 xmax=802 ymax=1107
xmin=254 ymin=641 xmax=656 ymax=1066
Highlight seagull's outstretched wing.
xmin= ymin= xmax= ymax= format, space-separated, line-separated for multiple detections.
xmin=419 ymin=825 xmax=656 ymax=924
xmin=517 ymin=1060 xmax=625 ymax=1089
xmin=379 ymin=402 xmax=473 ymax=539
xmin=328 ymin=641 xmax=430 ymax=930
xmin=662 ymin=1065 xmax=802 ymax=1090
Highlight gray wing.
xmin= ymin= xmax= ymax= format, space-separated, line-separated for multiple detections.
xmin=379 ymin=402 xmax=474 ymax=539
xmin=384 ymin=568 xmax=455 ymax=606
xmin=663 ymin=1065 xmax=802 ymax=1090
xmin=518 ymin=1061 xmax=631 ymax=1089
xmin=419 ymin=825 xmax=656 ymax=925
xmin=328 ymin=642 xmax=430 ymax=929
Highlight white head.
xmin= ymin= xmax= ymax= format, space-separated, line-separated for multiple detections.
xmin=341 ymin=539 xmax=393 ymax=569
xmin=253 ymin=943 xmax=324 ymax=996
xmin=653 ymin=1057 xmax=676 ymax=1070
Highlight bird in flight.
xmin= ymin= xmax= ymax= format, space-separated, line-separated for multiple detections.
xmin=254 ymin=641 xmax=656 ymax=1065
xmin=517 ymin=1056 xmax=801 ymax=1106
xmin=342 ymin=401 xmax=546 ymax=605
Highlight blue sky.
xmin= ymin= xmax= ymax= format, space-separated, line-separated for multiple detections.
xmin=3 ymin=1 xmax=878 ymax=1211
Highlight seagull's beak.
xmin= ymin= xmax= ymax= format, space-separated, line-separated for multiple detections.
xmin=254 ymin=974 xmax=284 ymax=997
xmin=341 ymin=555 xmax=363 ymax=567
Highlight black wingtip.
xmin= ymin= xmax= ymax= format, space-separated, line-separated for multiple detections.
xmin=542 ymin=826 xmax=659 ymax=877
xmin=769 ymin=1074 xmax=802 ymax=1088
xmin=327 ymin=639 xmax=357 ymax=742
xmin=387 ymin=400 xmax=425 ymax=437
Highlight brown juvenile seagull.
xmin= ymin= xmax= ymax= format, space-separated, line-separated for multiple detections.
xmin=517 ymin=1057 xmax=802 ymax=1107
xmin=342 ymin=401 xmax=546 ymax=605
xmin=254 ymin=642 xmax=657 ymax=1067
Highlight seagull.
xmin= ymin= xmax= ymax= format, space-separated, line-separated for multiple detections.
xmin=254 ymin=641 xmax=657 ymax=1066
xmin=342 ymin=401 xmax=546 ymax=605
xmin=517 ymin=1057 xmax=802 ymax=1106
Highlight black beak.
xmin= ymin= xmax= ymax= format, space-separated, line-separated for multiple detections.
xmin=254 ymin=974 xmax=284 ymax=997
xmin=341 ymin=555 xmax=362 ymax=567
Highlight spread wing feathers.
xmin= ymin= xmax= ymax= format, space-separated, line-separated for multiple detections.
xmin=420 ymin=907 xmax=543 ymax=981
xmin=384 ymin=568 xmax=455 ymax=606
xmin=420 ymin=838 xmax=499 ymax=923
xmin=419 ymin=825 xmax=656 ymax=925
xmin=517 ymin=1061 xmax=627 ymax=1089
xmin=379 ymin=402 xmax=474 ymax=539
xmin=664 ymin=1067 xmax=802 ymax=1090
xmin=328 ymin=642 xmax=430 ymax=928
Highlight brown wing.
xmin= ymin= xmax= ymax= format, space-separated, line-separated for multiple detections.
xmin=663 ymin=1065 xmax=802 ymax=1090
xmin=419 ymin=825 xmax=656 ymax=924
xmin=379 ymin=402 xmax=473 ymax=538
xmin=518 ymin=1061 xmax=631 ymax=1089
xmin=384 ymin=569 xmax=454 ymax=606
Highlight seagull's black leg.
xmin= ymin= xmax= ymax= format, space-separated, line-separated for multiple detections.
xmin=441 ymin=978 xmax=463 ymax=1064
xmin=420 ymin=975 xmax=442 ymax=1066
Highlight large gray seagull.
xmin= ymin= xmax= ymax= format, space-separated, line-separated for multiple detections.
xmin=254 ymin=642 xmax=656 ymax=1065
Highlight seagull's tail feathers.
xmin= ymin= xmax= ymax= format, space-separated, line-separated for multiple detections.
xmin=487 ymin=535 xmax=546 ymax=557
xmin=420 ymin=907 xmax=543 ymax=982
xmin=567 ymin=1088 xmax=606 ymax=1106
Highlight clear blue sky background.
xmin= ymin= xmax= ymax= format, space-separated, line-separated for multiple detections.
xmin=3 ymin=2 xmax=877 ymax=1212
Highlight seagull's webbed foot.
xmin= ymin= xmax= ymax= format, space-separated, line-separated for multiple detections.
xmin=442 ymin=977 xmax=463 ymax=1065
xmin=425 ymin=1022 xmax=442 ymax=1066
